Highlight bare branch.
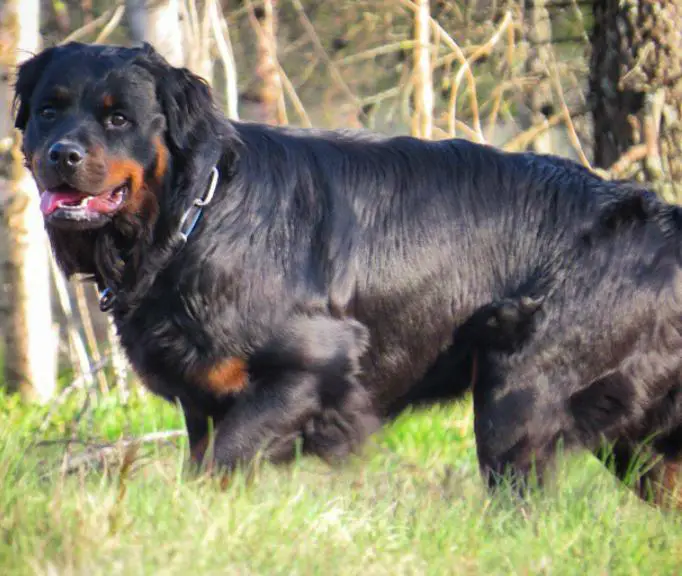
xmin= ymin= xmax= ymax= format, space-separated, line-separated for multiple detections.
xmin=209 ymin=0 xmax=240 ymax=120
xmin=93 ymin=4 xmax=125 ymax=44
xmin=608 ymin=144 xmax=648 ymax=178
xmin=59 ymin=5 xmax=121 ymax=45
xmin=50 ymin=254 xmax=94 ymax=391
xmin=74 ymin=282 xmax=109 ymax=394
xmin=336 ymin=41 xmax=418 ymax=67
xmin=288 ymin=0 xmax=361 ymax=109
xmin=502 ymin=111 xmax=565 ymax=152
xmin=40 ymin=431 xmax=186 ymax=477
xmin=278 ymin=64 xmax=313 ymax=127
xmin=549 ymin=61 xmax=591 ymax=169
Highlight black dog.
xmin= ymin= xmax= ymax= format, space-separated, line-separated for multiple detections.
xmin=14 ymin=42 xmax=682 ymax=507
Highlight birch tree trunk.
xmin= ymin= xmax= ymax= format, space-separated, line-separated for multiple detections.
xmin=125 ymin=0 xmax=184 ymax=67
xmin=126 ymin=0 xmax=218 ymax=87
xmin=0 ymin=0 xmax=57 ymax=401
xmin=255 ymin=0 xmax=286 ymax=125
xmin=525 ymin=0 xmax=554 ymax=154
xmin=590 ymin=0 xmax=682 ymax=202
xmin=412 ymin=0 xmax=433 ymax=139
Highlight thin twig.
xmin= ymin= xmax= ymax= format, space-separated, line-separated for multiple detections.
xmin=226 ymin=0 xmax=263 ymax=24
xmin=37 ymin=430 xmax=186 ymax=450
xmin=486 ymin=16 xmax=518 ymax=140
xmin=548 ymin=59 xmax=591 ymax=169
xmin=49 ymin=254 xmax=93 ymax=389
xmin=433 ymin=121 xmax=481 ymax=142
xmin=288 ymin=0 xmax=361 ymax=108
xmin=608 ymin=144 xmax=648 ymax=178
xmin=37 ymin=355 xmax=112 ymax=434
xmin=277 ymin=64 xmax=312 ymax=127
xmin=336 ymin=41 xmax=418 ymax=66
xmin=75 ymin=282 xmax=109 ymax=394
xmin=362 ymin=86 xmax=402 ymax=107
xmin=42 ymin=431 xmax=186 ymax=478
xmin=210 ymin=1 xmax=240 ymax=120
xmin=450 ymin=11 xmax=513 ymax=141
xmin=93 ymin=4 xmax=125 ymax=44
xmin=59 ymin=5 xmax=119 ymax=45
xmin=502 ymin=110 xmax=566 ymax=152
xmin=107 ymin=316 xmax=130 ymax=400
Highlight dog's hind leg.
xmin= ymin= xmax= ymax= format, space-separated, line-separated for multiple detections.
xmin=578 ymin=370 xmax=682 ymax=509
xmin=595 ymin=429 xmax=682 ymax=510
xmin=472 ymin=359 xmax=579 ymax=495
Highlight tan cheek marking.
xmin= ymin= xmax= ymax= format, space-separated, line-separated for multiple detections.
xmin=101 ymin=156 xmax=152 ymax=217
xmin=103 ymin=157 xmax=145 ymax=193
xmin=153 ymin=137 xmax=168 ymax=184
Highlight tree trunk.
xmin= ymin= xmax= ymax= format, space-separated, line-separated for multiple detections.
xmin=0 ymin=0 xmax=57 ymax=402
xmin=254 ymin=0 xmax=286 ymax=125
xmin=525 ymin=0 xmax=554 ymax=154
xmin=126 ymin=0 xmax=218 ymax=86
xmin=125 ymin=0 xmax=184 ymax=67
xmin=412 ymin=0 xmax=433 ymax=139
xmin=590 ymin=0 xmax=682 ymax=202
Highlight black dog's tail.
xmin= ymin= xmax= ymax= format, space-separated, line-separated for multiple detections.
xmin=385 ymin=295 xmax=544 ymax=419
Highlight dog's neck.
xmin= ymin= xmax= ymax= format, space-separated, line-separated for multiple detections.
xmin=72 ymin=134 xmax=226 ymax=321
xmin=96 ymin=162 xmax=221 ymax=320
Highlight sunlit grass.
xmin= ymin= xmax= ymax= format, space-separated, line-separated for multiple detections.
xmin=1 ymin=388 xmax=682 ymax=575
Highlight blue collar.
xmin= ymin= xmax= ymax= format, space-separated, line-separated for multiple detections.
xmin=177 ymin=166 xmax=220 ymax=244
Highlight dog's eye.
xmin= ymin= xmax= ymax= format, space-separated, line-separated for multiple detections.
xmin=38 ymin=106 xmax=56 ymax=122
xmin=106 ymin=112 xmax=129 ymax=129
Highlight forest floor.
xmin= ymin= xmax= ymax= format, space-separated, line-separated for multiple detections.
xmin=1 ymin=382 xmax=682 ymax=575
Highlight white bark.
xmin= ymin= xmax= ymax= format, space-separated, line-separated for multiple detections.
xmin=209 ymin=0 xmax=240 ymax=119
xmin=125 ymin=0 xmax=185 ymax=67
xmin=412 ymin=0 xmax=433 ymax=139
xmin=1 ymin=0 xmax=57 ymax=401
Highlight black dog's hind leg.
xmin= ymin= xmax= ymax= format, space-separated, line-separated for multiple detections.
xmin=208 ymin=316 xmax=381 ymax=471
xmin=571 ymin=370 xmax=682 ymax=509
xmin=595 ymin=435 xmax=682 ymax=509
xmin=472 ymin=359 xmax=578 ymax=495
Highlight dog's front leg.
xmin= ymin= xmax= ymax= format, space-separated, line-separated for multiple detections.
xmin=200 ymin=315 xmax=381 ymax=472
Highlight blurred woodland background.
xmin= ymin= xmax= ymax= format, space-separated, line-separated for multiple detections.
xmin=0 ymin=0 xmax=681 ymax=405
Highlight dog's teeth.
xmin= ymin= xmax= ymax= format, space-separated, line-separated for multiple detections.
xmin=79 ymin=196 xmax=90 ymax=207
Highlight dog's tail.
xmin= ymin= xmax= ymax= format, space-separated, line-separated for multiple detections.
xmin=385 ymin=295 xmax=544 ymax=419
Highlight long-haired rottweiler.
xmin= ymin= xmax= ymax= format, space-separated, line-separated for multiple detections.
xmin=14 ymin=42 xmax=682 ymax=508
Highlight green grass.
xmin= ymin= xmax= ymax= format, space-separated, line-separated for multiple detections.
xmin=1 ymin=388 xmax=682 ymax=576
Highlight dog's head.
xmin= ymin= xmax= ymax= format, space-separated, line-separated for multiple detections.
xmin=13 ymin=41 xmax=214 ymax=234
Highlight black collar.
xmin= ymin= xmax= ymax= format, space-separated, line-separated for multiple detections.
xmin=98 ymin=166 xmax=219 ymax=313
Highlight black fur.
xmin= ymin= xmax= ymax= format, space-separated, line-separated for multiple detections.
xmin=14 ymin=42 xmax=682 ymax=507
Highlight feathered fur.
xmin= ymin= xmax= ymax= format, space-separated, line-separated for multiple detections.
xmin=14 ymin=42 xmax=682 ymax=507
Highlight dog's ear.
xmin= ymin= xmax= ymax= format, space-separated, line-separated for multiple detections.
xmin=143 ymin=46 xmax=216 ymax=153
xmin=13 ymin=48 xmax=58 ymax=130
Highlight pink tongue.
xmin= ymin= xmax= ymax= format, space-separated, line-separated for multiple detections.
xmin=40 ymin=189 xmax=123 ymax=216
xmin=40 ymin=189 xmax=87 ymax=216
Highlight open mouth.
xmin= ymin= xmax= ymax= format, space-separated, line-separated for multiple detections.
xmin=40 ymin=184 xmax=128 ymax=227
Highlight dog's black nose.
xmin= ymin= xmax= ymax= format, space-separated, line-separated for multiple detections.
xmin=48 ymin=141 xmax=85 ymax=171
